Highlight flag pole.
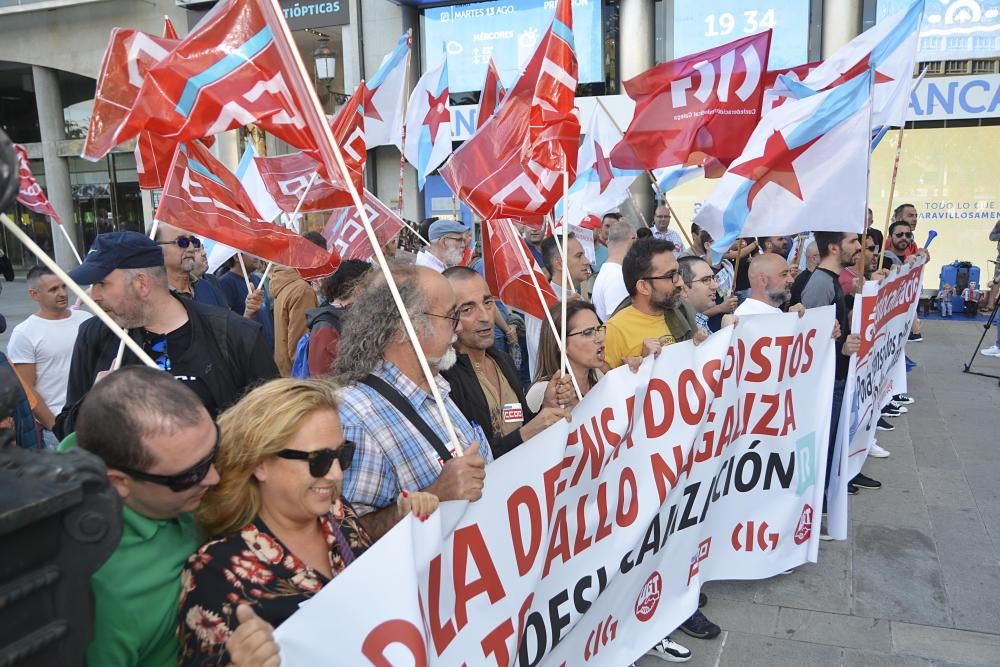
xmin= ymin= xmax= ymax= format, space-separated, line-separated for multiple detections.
xmin=261 ymin=0 xmax=464 ymax=453
xmin=593 ymin=97 xmax=695 ymax=250
xmin=878 ymin=124 xmax=907 ymax=270
xmin=1 ymin=212 xmax=159 ymax=369
xmin=237 ymin=252 xmax=254 ymax=294
xmin=54 ymin=221 xmax=84 ymax=264
xmin=506 ymin=220 xmax=583 ymax=401
xmin=396 ymin=30 xmax=413 ymax=219
xmin=559 ymin=156 xmax=570 ymax=382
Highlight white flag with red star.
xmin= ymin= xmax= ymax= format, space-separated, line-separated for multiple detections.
xmin=403 ymin=59 xmax=451 ymax=190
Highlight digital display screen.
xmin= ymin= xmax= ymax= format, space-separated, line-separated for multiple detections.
xmin=672 ymin=0 xmax=811 ymax=68
xmin=878 ymin=0 xmax=1000 ymax=60
xmin=423 ymin=0 xmax=603 ymax=93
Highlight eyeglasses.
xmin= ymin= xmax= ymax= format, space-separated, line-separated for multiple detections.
xmin=276 ymin=442 xmax=356 ymax=477
xmin=686 ymin=275 xmax=718 ymax=287
xmin=423 ymin=310 xmax=461 ymax=330
xmin=116 ymin=425 xmax=220 ymax=492
xmin=156 ymin=235 xmax=202 ymax=249
xmin=866 ymin=245 xmax=877 ymax=252
xmin=642 ymin=270 xmax=681 ymax=284
xmin=441 ymin=235 xmax=466 ymax=244
xmin=567 ymin=324 xmax=607 ymax=339
xmin=893 ymin=232 xmax=913 ymax=239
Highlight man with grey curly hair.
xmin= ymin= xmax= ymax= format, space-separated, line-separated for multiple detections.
xmin=333 ymin=264 xmax=493 ymax=540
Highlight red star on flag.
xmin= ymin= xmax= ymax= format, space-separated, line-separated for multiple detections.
xmin=825 ymin=56 xmax=894 ymax=89
xmin=594 ymin=143 xmax=614 ymax=194
xmin=361 ymin=84 xmax=383 ymax=122
xmin=730 ymin=130 xmax=821 ymax=210
xmin=423 ymin=88 xmax=450 ymax=143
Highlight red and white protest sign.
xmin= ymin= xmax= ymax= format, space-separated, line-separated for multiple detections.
xmin=14 ymin=144 xmax=60 ymax=222
xmin=827 ymin=262 xmax=924 ymax=539
xmin=275 ymin=308 xmax=836 ymax=665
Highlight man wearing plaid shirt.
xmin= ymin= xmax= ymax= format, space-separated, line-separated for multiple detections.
xmin=332 ymin=265 xmax=492 ymax=540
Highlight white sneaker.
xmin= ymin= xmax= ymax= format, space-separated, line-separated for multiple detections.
xmin=646 ymin=636 xmax=692 ymax=662
xmin=981 ymin=346 xmax=1000 ymax=357
xmin=888 ymin=402 xmax=908 ymax=414
xmin=869 ymin=443 xmax=891 ymax=458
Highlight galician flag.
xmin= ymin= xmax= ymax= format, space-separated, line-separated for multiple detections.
xmin=561 ymin=104 xmax=641 ymax=226
xmin=770 ymin=0 xmax=922 ymax=131
xmin=403 ymin=59 xmax=451 ymax=190
xmin=363 ymin=33 xmax=409 ymax=149
xmin=694 ymin=70 xmax=874 ymax=257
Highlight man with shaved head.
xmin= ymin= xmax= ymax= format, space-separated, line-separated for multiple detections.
xmin=734 ymin=253 xmax=799 ymax=316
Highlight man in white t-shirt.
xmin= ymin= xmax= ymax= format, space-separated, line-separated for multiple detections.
xmin=591 ymin=221 xmax=636 ymax=321
xmin=732 ymin=253 xmax=800 ymax=318
xmin=7 ymin=265 xmax=91 ymax=447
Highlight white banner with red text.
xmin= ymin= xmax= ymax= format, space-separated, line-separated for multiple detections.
xmin=827 ymin=262 xmax=923 ymax=539
xmin=275 ymin=308 xmax=836 ymax=666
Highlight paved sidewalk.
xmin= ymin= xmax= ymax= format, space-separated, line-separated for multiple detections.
xmin=638 ymin=319 xmax=1000 ymax=666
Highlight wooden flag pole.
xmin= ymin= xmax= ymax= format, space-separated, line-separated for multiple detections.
xmin=396 ymin=30 xmax=413 ymax=219
xmin=237 ymin=252 xmax=254 ymax=294
xmin=262 ymin=1 xmax=464 ymax=453
xmin=559 ymin=157 xmax=570 ymax=383
xmin=593 ymin=97 xmax=695 ymax=250
xmin=505 ymin=220 xmax=583 ymax=401
xmin=545 ymin=214 xmax=577 ymax=293
xmin=878 ymin=124 xmax=907 ymax=270
xmin=1 ymin=212 xmax=159 ymax=369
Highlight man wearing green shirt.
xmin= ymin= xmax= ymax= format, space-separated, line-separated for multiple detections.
xmin=71 ymin=366 xmax=219 ymax=666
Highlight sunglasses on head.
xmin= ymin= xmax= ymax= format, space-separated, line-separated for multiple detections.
xmin=116 ymin=424 xmax=220 ymax=492
xmin=157 ymin=235 xmax=202 ymax=249
xmin=276 ymin=442 xmax=356 ymax=477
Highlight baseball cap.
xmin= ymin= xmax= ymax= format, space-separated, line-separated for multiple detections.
xmin=580 ymin=214 xmax=603 ymax=231
xmin=428 ymin=219 xmax=470 ymax=241
xmin=68 ymin=231 xmax=164 ymax=285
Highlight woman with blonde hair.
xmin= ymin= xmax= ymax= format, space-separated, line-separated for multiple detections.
xmin=178 ymin=378 xmax=437 ymax=666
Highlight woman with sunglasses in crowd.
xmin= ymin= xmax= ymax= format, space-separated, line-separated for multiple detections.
xmin=177 ymin=378 xmax=438 ymax=666
xmin=525 ymin=300 xmax=606 ymax=413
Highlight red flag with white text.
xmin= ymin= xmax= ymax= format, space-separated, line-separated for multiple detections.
xmin=154 ymin=140 xmax=338 ymax=274
xmin=14 ymin=145 xmax=60 ymax=222
xmin=481 ymin=221 xmax=557 ymax=321
xmin=439 ymin=0 xmax=579 ymax=224
xmin=252 ymin=151 xmax=353 ymax=213
xmin=322 ymin=190 xmax=403 ymax=261
xmin=328 ymin=86 xmax=367 ymax=195
xmin=83 ymin=0 xmax=318 ymax=163
xmin=476 ymin=57 xmax=506 ymax=130
xmin=611 ymin=31 xmax=771 ymax=171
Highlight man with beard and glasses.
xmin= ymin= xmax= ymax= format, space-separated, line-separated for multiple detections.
xmin=604 ymin=238 xmax=694 ymax=370
xmin=153 ymin=224 xmax=227 ymax=308
xmin=415 ymin=220 xmax=471 ymax=273
xmin=735 ymin=253 xmax=800 ymax=316
xmin=441 ymin=267 xmax=571 ymax=458
xmin=800 ymin=232 xmax=877 ymax=503
xmin=331 ymin=264 xmax=492 ymax=540
xmin=7 ymin=266 xmax=91 ymax=448
xmin=67 ymin=366 xmax=220 ymax=667
xmin=54 ymin=232 xmax=277 ymax=438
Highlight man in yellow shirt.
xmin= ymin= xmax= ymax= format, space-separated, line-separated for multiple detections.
xmin=604 ymin=238 xmax=685 ymax=369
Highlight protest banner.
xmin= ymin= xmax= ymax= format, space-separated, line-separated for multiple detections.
xmin=827 ymin=261 xmax=923 ymax=539
xmin=275 ymin=308 xmax=836 ymax=665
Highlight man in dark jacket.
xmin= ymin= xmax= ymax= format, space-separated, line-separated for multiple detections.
xmin=54 ymin=232 xmax=278 ymax=438
xmin=441 ymin=267 xmax=570 ymax=458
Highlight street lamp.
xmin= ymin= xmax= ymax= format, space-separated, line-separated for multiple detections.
xmin=314 ymin=36 xmax=336 ymax=82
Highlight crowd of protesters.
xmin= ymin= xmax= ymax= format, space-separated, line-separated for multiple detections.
xmin=0 ymin=203 xmax=936 ymax=666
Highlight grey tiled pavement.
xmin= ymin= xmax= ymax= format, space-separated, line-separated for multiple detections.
xmin=638 ymin=318 xmax=1000 ymax=667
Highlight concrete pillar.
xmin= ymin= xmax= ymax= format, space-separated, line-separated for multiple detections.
xmin=32 ymin=65 xmax=78 ymax=269
xmin=397 ymin=3 xmax=423 ymax=222
xmin=822 ymin=0 xmax=862 ymax=58
xmin=618 ymin=0 xmax=656 ymax=227
xmin=213 ymin=130 xmax=241 ymax=172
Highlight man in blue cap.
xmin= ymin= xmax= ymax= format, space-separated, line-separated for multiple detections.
xmin=416 ymin=219 xmax=470 ymax=273
xmin=53 ymin=231 xmax=278 ymax=438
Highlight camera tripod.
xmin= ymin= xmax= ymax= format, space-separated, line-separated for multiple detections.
xmin=963 ymin=287 xmax=1000 ymax=386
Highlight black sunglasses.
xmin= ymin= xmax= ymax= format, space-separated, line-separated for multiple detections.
xmin=276 ymin=442 xmax=356 ymax=477
xmin=157 ymin=235 xmax=202 ymax=249
xmin=893 ymin=232 xmax=913 ymax=239
xmin=116 ymin=424 xmax=220 ymax=492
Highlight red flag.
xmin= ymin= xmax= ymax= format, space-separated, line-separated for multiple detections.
xmin=611 ymin=32 xmax=771 ymax=171
xmin=481 ymin=221 xmax=557 ymax=321
xmin=476 ymin=58 xmax=506 ymax=130
xmin=252 ymin=150 xmax=353 ymax=212
xmin=328 ymin=86 xmax=366 ymax=195
xmin=439 ymin=0 xmax=579 ymax=224
xmin=84 ymin=0 xmax=319 ymax=162
xmin=163 ymin=16 xmax=179 ymax=39
xmin=14 ymin=145 xmax=60 ymax=221
xmin=155 ymin=140 xmax=338 ymax=275
xmin=322 ymin=190 xmax=403 ymax=261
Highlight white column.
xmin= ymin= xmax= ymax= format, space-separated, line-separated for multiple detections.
xmin=618 ymin=0 xmax=656 ymax=227
xmin=32 ymin=65 xmax=78 ymax=269
xmin=822 ymin=0 xmax=862 ymax=58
